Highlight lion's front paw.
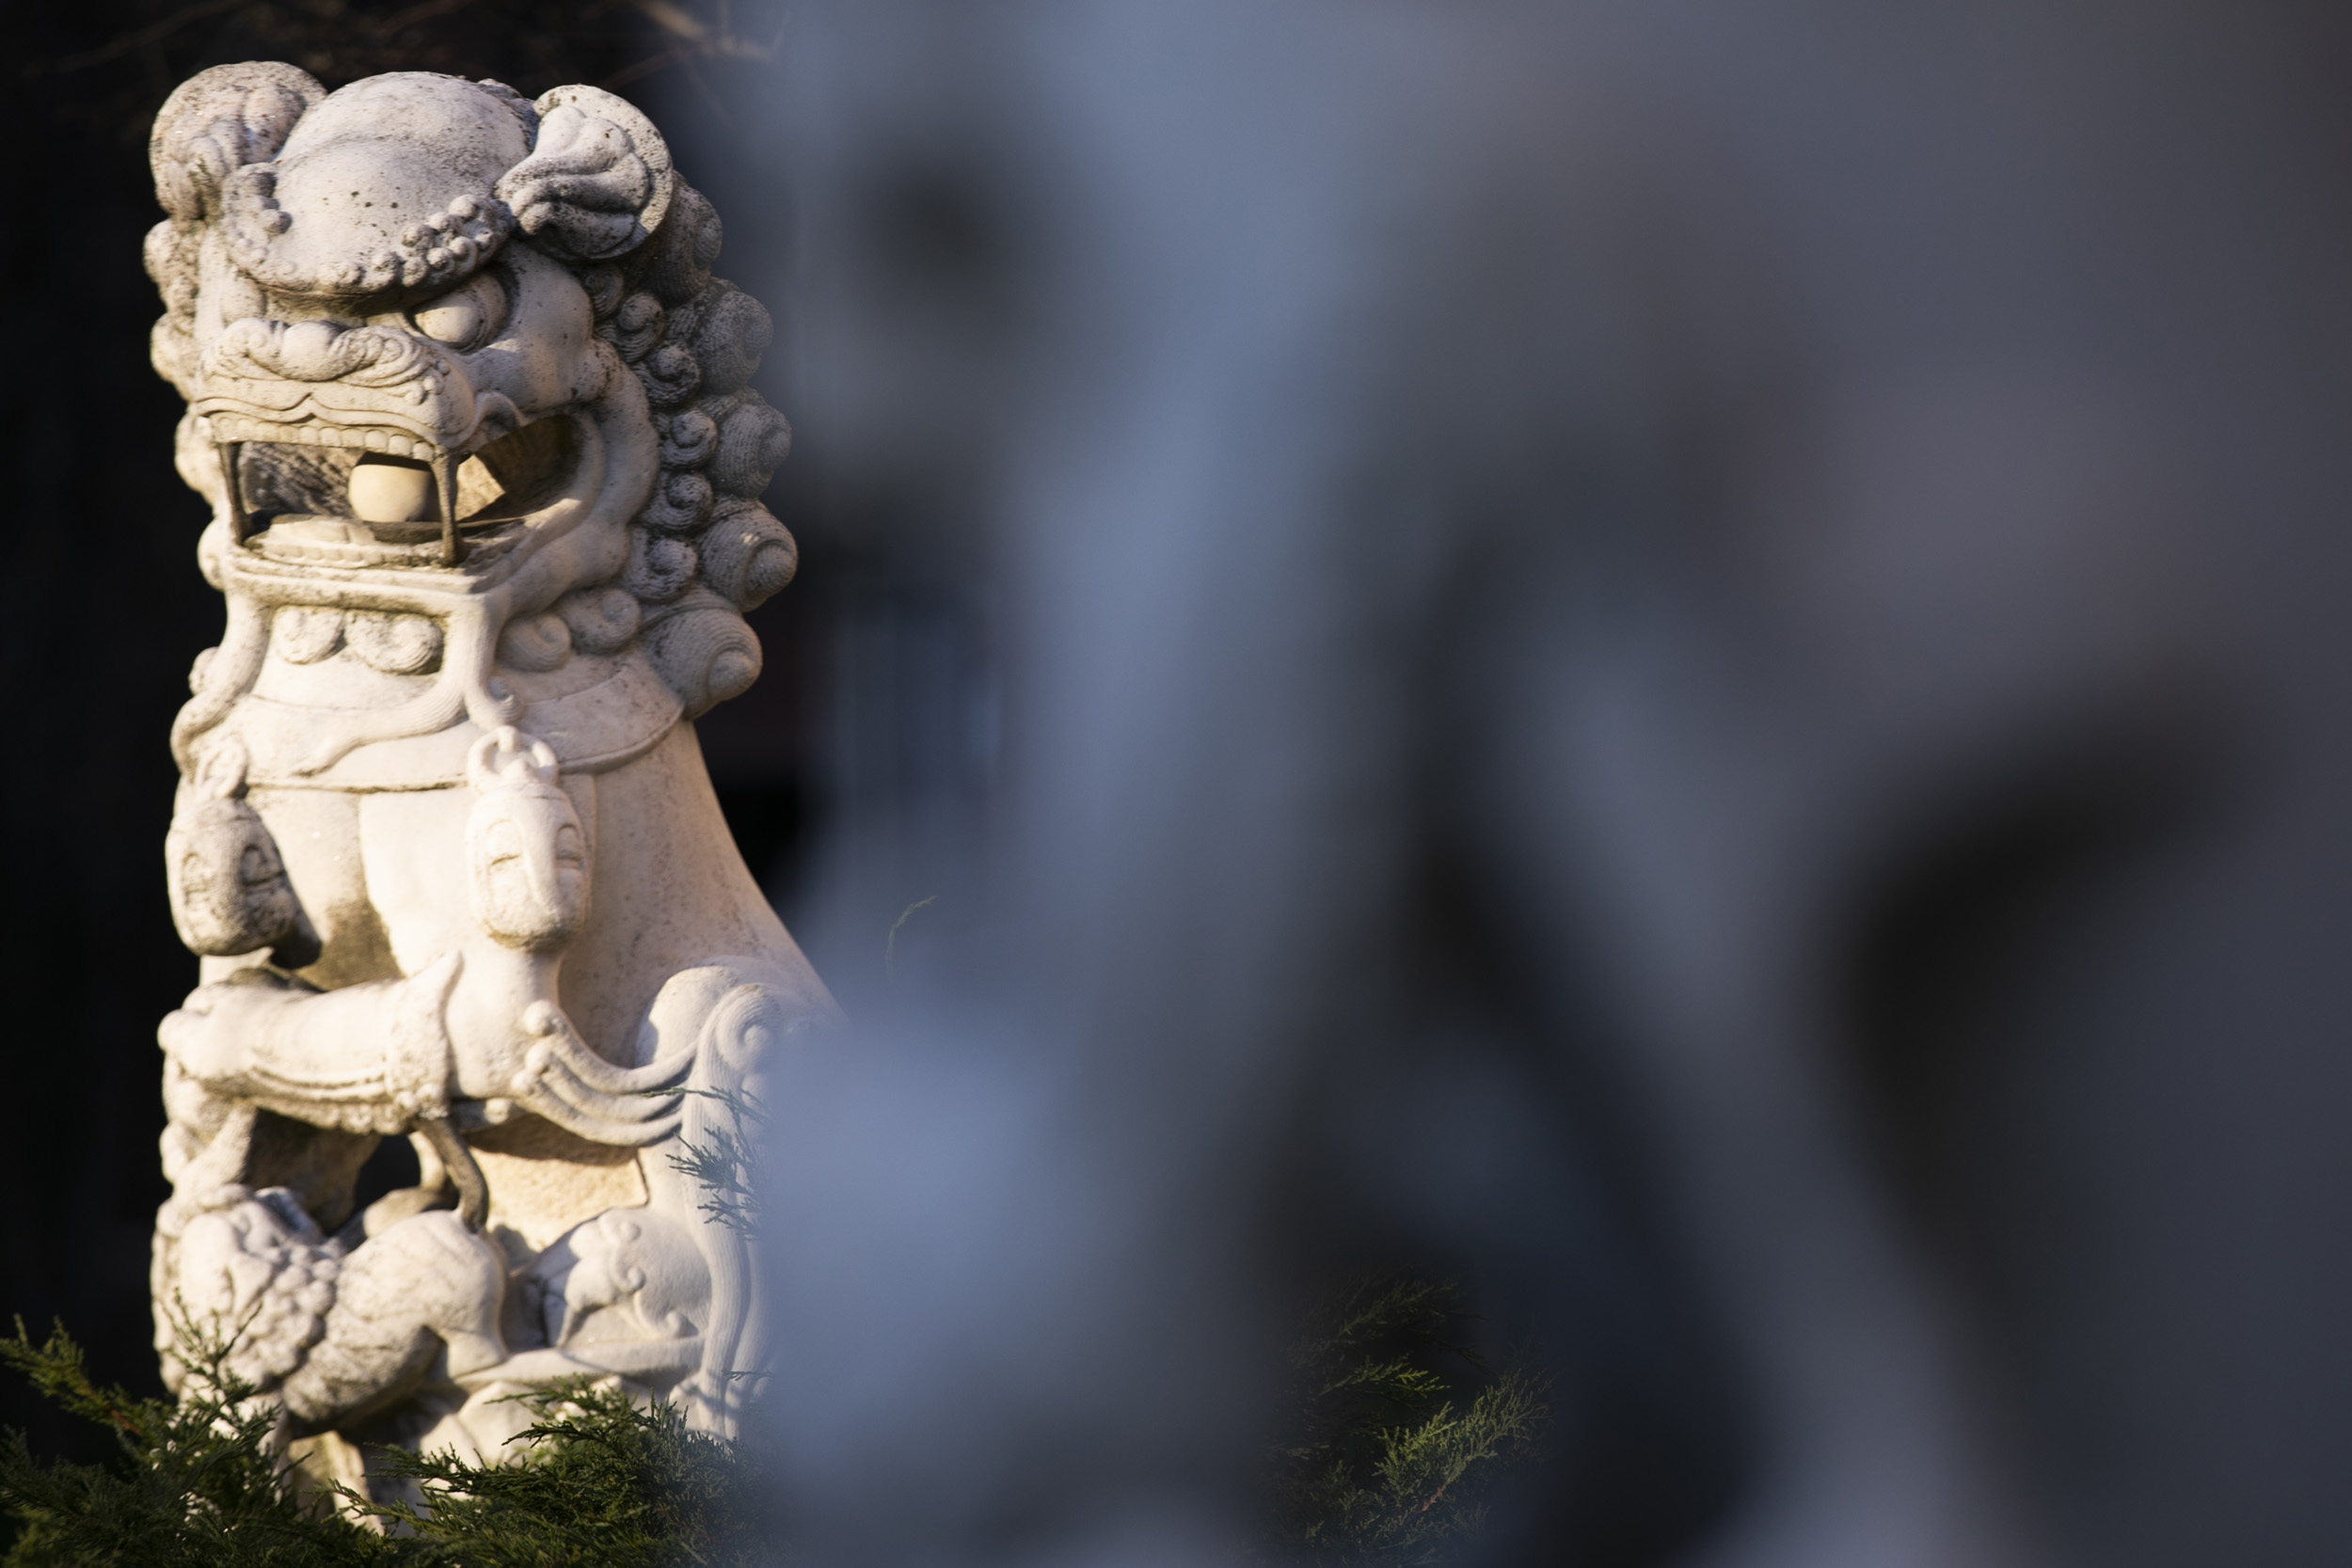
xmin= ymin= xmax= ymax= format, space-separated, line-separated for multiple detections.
xmin=157 ymin=974 xmax=297 ymax=1089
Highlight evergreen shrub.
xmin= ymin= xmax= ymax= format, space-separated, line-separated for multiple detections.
xmin=0 ymin=1274 xmax=1541 ymax=1564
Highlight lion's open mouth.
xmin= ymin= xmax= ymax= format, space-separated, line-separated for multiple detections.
xmin=210 ymin=416 xmax=584 ymax=566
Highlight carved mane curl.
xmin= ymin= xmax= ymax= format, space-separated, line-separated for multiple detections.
xmin=589 ymin=182 xmax=798 ymax=718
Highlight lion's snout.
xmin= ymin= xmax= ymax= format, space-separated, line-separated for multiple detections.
xmin=204 ymin=316 xmax=435 ymax=389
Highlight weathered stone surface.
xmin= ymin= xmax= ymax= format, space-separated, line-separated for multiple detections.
xmin=143 ymin=63 xmax=830 ymax=1489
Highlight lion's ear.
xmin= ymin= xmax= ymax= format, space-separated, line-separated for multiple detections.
xmin=150 ymin=61 xmax=324 ymax=222
xmin=494 ymin=85 xmax=677 ymax=262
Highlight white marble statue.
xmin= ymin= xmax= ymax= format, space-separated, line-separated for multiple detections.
xmin=140 ymin=62 xmax=832 ymax=1492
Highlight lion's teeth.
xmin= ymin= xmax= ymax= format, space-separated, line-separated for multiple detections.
xmin=199 ymin=419 xmax=437 ymax=455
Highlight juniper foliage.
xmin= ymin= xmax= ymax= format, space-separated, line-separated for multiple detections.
xmin=651 ymin=1087 xmax=768 ymax=1240
xmin=0 ymin=1315 xmax=398 ymax=1566
xmin=0 ymin=1322 xmax=773 ymax=1566
xmin=1264 ymin=1274 xmax=1549 ymax=1567
xmin=0 ymin=1273 xmax=1544 ymax=1564
xmin=369 ymin=1380 xmax=773 ymax=1566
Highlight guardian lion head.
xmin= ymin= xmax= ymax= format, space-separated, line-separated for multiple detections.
xmin=147 ymin=64 xmax=796 ymax=726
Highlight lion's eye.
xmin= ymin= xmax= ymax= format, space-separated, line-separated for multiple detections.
xmin=409 ymin=272 xmax=508 ymax=352
xmin=482 ymin=818 xmax=525 ymax=868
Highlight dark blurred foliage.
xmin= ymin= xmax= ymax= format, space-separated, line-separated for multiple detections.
xmin=24 ymin=1 xmax=776 ymax=151
xmin=0 ymin=0 xmax=829 ymax=1472
xmin=1262 ymin=1275 xmax=1548 ymax=1567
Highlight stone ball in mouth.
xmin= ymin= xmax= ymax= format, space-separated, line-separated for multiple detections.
xmin=348 ymin=453 xmax=436 ymax=524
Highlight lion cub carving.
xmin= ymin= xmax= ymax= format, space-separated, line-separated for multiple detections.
xmin=142 ymin=63 xmax=833 ymax=1488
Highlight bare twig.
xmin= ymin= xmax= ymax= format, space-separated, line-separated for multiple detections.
xmin=630 ymin=0 xmax=709 ymax=42
xmin=884 ymin=895 xmax=938 ymax=979
xmin=603 ymin=41 xmax=693 ymax=89
xmin=376 ymin=0 xmax=478 ymax=36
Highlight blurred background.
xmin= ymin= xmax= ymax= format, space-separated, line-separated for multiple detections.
xmin=15 ymin=3 xmax=2352 ymax=1566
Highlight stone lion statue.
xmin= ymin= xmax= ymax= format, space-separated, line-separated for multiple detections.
xmin=140 ymin=62 xmax=834 ymax=1494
